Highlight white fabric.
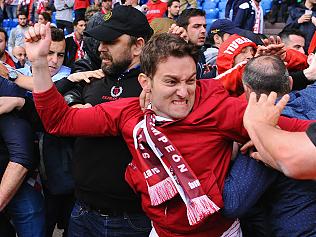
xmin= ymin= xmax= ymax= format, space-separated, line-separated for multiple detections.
xmin=220 ymin=219 xmax=243 ymax=237
xmin=149 ymin=227 xmax=159 ymax=237
xmin=251 ymin=0 xmax=263 ymax=34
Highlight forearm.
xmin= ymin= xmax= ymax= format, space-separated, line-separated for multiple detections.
xmin=15 ymin=75 xmax=34 ymax=91
xmin=31 ymin=58 xmax=53 ymax=93
xmin=0 ymin=162 xmax=28 ymax=211
xmin=246 ymin=122 xmax=316 ymax=179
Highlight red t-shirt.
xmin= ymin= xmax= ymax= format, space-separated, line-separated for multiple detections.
xmin=33 ymin=79 xmax=310 ymax=236
xmin=146 ymin=0 xmax=167 ymax=23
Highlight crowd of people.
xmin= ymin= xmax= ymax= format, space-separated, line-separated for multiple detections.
xmin=0 ymin=0 xmax=315 ymax=237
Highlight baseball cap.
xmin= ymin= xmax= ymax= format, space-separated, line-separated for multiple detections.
xmin=209 ymin=19 xmax=241 ymax=35
xmin=84 ymin=5 xmax=153 ymax=41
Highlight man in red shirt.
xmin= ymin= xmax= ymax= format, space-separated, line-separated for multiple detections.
xmin=146 ymin=0 xmax=167 ymax=23
xmin=26 ymin=23 xmax=310 ymax=236
xmin=0 ymin=28 xmax=16 ymax=68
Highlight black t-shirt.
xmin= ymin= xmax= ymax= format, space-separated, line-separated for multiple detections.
xmin=306 ymin=123 xmax=316 ymax=146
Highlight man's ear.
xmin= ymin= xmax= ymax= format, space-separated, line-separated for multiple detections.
xmin=288 ymin=76 xmax=293 ymax=91
xmin=133 ymin=37 xmax=145 ymax=57
xmin=307 ymin=53 xmax=314 ymax=65
xmin=243 ymin=83 xmax=253 ymax=101
xmin=138 ymin=73 xmax=151 ymax=91
xmin=213 ymin=34 xmax=222 ymax=46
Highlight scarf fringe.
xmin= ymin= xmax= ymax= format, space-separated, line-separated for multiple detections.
xmin=187 ymin=195 xmax=220 ymax=225
xmin=148 ymin=177 xmax=178 ymax=206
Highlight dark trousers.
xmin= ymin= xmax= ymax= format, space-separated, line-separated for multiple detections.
xmin=44 ymin=190 xmax=75 ymax=237
xmin=68 ymin=201 xmax=152 ymax=237
xmin=0 ymin=213 xmax=15 ymax=237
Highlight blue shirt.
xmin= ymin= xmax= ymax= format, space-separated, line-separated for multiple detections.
xmin=223 ymin=154 xmax=316 ymax=236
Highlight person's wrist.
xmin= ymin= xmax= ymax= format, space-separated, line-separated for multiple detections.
xmin=29 ymin=57 xmax=48 ymax=67
xmin=16 ymin=97 xmax=25 ymax=110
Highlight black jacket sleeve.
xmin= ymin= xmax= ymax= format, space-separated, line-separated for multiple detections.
xmin=306 ymin=122 xmax=316 ymax=146
xmin=289 ymin=70 xmax=314 ymax=91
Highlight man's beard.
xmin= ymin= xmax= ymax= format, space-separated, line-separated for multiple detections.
xmin=101 ymin=56 xmax=132 ymax=77
xmin=0 ymin=49 xmax=5 ymax=59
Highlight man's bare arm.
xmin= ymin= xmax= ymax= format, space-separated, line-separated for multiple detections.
xmin=243 ymin=92 xmax=316 ymax=179
xmin=0 ymin=162 xmax=28 ymax=211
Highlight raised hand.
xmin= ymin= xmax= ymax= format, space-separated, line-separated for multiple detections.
xmin=24 ymin=22 xmax=51 ymax=63
xmin=243 ymin=92 xmax=290 ymax=130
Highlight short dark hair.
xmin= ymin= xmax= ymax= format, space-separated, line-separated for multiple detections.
xmin=207 ymin=30 xmax=226 ymax=46
xmin=73 ymin=18 xmax=86 ymax=26
xmin=140 ymin=33 xmax=199 ymax=78
xmin=176 ymin=8 xmax=206 ymax=30
xmin=39 ymin=11 xmax=52 ymax=22
xmin=17 ymin=11 xmax=27 ymax=18
xmin=0 ymin=27 xmax=8 ymax=42
xmin=51 ymin=27 xmax=65 ymax=42
xmin=242 ymin=55 xmax=291 ymax=97
xmin=168 ymin=0 xmax=180 ymax=7
xmin=278 ymin=28 xmax=305 ymax=43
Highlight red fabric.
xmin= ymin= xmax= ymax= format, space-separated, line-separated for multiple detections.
xmin=216 ymin=60 xmax=247 ymax=97
xmin=308 ymin=31 xmax=316 ymax=55
xmin=216 ymin=34 xmax=256 ymax=97
xmin=284 ymin=49 xmax=308 ymax=71
xmin=146 ymin=0 xmax=167 ymax=23
xmin=137 ymin=109 xmax=219 ymax=225
xmin=33 ymin=80 xmax=311 ymax=236
xmin=28 ymin=0 xmax=34 ymax=21
xmin=4 ymin=52 xmax=16 ymax=68
xmin=74 ymin=0 xmax=90 ymax=10
xmin=216 ymin=34 xmax=257 ymax=75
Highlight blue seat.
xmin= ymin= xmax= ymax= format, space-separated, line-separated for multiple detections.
xmin=206 ymin=8 xmax=219 ymax=19
xmin=203 ymin=0 xmax=219 ymax=9
xmin=218 ymin=1 xmax=227 ymax=10
xmin=51 ymin=12 xmax=56 ymax=24
xmin=218 ymin=10 xmax=226 ymax=19
xmin=2 ymin=19 xmax=10 ymax=28
xmin=10 ymin=18 xmax=18 ymax=28
xmin=261 ymin=0 xmax=272 ymax=14
xmin=206 ymin=18 xmax=217 ymax=32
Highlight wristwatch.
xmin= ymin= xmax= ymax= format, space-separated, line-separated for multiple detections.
xmin=8 ymin=70 xmax=19 ymax=82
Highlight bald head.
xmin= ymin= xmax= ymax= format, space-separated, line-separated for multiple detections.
xmin=242 ymin=56 xmax=292 ymax=99
xmin=12 ymin=46 xmax=27 ymax=67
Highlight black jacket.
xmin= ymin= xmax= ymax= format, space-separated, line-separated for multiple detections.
xmin=67 ymin=66 xmax=145 ymax=212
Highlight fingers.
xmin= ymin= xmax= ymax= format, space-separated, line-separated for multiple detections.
xmin=249 ymin=151 xmax=262 ymax=161
xmin=248 ymin=92 xmax=257 ymax=106
xmin=25 ymin=23 xmax=50 ymax=42
xmin=275 ymin=94 xmax=290 ymax=113
xmin=266 ymin=91 xmax=277 ymax=105
xmin=240 ymin=140 xmax=254 ymax=154
xmin=258 ymin=93 xmax=268 ymax=103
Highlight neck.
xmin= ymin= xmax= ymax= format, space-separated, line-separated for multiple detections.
xmin=0 ymin=52 xmax=6 ymax=62
xmin=168 ymin=12 xmax=173 ymax=18
xmin=75 ymin=31 xmax=82 ymax=40
xmin=128 ymin=59 xmax=140 ymax=71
